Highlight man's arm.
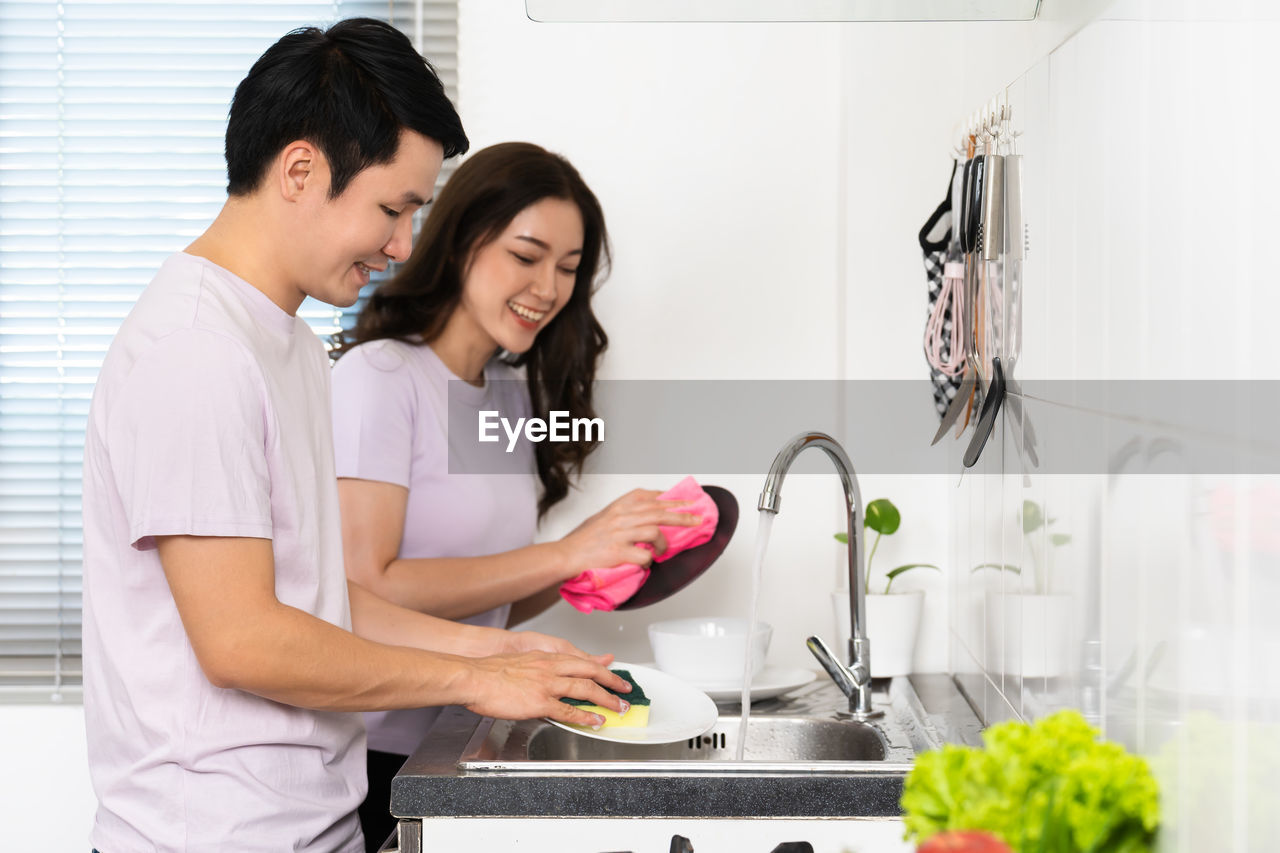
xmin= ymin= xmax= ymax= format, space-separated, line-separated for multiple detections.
xmin=156 ymin=534 xmax=627 ymax=725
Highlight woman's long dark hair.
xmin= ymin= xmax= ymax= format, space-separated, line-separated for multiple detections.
xmin=333 ymin=142 xmax=610 ymax=518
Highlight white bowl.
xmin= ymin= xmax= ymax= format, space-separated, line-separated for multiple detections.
xmin=648 ymin=617 xmax=772 ymax=685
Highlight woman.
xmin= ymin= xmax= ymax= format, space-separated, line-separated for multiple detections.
xmin=330 ymin=142 xmax=696 ymax=850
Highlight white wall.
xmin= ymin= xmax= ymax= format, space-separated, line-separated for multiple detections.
xmin=949 ymin=5 xmax=1280 ymax=851
xmin=0 ymin=704 xmax=96 ymax=850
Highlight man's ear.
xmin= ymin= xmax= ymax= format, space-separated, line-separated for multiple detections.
xmin=278 ymin=140 xmax=321 ymax=202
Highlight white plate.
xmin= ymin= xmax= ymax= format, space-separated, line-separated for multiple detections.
xmin=694 ymin=666 xmax=818 ymax=703
xmin=546 ymin=662 xmax=717 ymax=745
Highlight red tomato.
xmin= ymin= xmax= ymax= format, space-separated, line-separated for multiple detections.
xmin=917 ymin=830 xmax=1014 ymax=853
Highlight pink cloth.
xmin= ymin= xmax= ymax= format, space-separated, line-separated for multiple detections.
xmin=560 ymin=476 xmax=720 ymax=613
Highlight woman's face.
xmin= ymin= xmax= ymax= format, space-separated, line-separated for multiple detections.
xmin=458 ymin=197 xmax=585 ymax=354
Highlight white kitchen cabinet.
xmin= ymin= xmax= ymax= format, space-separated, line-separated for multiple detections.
xmin=414 ymin=817 xmax=914 ymax=853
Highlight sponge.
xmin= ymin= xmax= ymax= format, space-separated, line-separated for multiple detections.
xmin=563 ymin=668 xmax=651 ymax=728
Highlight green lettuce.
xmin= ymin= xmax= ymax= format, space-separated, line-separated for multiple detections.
xmin=901 ymin=710 xmax=1159 ymax=852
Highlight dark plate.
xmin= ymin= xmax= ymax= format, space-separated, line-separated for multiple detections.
xmin=615 ymin=485 xmax=740 ymax=611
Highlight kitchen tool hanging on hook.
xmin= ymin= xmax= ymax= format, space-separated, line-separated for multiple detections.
xmin=995 ymin=108 xmax=1040 ymax=471
xmin=962 ymin=102 xmax=1011 ymax=470
xmin=932 ymin=112 xmax=986 ymax=445
xmin=920 ymin=158 xmax=966 ymax=419
xmin=977 ymin=102 xmax=1006 ymax=388
xmin=963 ymin=356 xmax=1006 ymax=467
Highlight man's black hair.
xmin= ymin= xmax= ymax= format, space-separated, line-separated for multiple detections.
xmin=225 ymin=17 xmax=468 ymax=198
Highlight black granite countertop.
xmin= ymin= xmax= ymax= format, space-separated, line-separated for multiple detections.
xmin=389 ymin=675 xmax=981 ymax=820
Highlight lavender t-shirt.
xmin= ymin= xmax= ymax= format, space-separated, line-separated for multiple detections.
xmin=331 ymin=340 xmax=537 ymax=756
xmin=82 ymin=253 xmax=365 ymax=853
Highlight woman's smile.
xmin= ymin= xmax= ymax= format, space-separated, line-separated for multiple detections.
xmin=354 ymin=261 xmax=380 ymax=285
xmin=507 ymin=300 xmax=547 ymax=328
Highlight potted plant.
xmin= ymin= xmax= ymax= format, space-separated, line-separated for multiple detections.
xmin=974 ymin=500 xmax=1072 ymax=678
xmin=833 ymin=498 xmax=939 ymax=677
xmin=900 ymin=710 xmax=1160 ymax=852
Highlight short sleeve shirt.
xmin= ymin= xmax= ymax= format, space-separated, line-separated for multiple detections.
xmin=81 ymin=253 xmax=365 ymax=853
xmin=331 ymin=340 xmax=538 ymax=756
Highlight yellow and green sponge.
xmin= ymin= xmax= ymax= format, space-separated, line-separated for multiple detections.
xmin=563 ymin=668 xmax=650 ymax=728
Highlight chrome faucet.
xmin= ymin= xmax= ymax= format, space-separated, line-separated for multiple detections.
xmin=758 ymin=431 xmax=883 ymax=720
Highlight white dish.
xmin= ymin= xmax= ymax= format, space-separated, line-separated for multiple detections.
xmin=694 ymin=666 xmax=818 ymax=703
xmin=545 ymin=662 xmax=717 ymax=745
xmin=648 ymin=617 xmax=772 ymax=683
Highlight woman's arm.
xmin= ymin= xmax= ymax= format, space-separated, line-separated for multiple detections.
xmin=339 ymin=477 xmax=579 ymax=619
xmin=506 ymin=586 xmax=563 ymax=628
xmin=339 ymin=479 xmax=700 ymax=620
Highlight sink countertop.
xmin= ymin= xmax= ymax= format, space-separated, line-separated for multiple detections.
xmin=389 ymin=674 xmax=983 ymax=820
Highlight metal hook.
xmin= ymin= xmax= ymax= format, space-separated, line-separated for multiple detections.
xmin=997 ymin=103 xmax=1011 ymax=153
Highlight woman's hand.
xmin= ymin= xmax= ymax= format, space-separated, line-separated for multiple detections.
xmin=501 ymin=629 xmax=613 ymax=663
xmin=556 ymin=489 xmax=702 ymax=577
xmin=459 ymin=653 xmax=633 ymax=728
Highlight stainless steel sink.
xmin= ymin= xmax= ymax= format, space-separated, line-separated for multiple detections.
xmin=383 ymin=674 xmax=985 ymax=849
xmin=449 ymin=677 xmax=960 ymax=774
xmin=524 ymin=715 xmax=886 ymax=762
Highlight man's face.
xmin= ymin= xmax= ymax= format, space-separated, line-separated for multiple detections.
xmin=296 ymin=129 xmax=443 ymax=308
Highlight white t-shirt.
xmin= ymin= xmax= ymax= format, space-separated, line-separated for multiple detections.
xmin=330 ymin=339 xmax=538 ymax=756
xmin=82 ymin=253 xmax=366 ymax=853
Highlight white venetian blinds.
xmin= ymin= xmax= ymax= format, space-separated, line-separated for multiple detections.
xmin=0 ymin=0 xmax=460 ymax=700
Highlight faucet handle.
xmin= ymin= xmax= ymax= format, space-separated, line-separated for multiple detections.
xmin=806 ymin=635 xmax=857 ymax=700
xmin=808 ymin=635 xmax=885 ymax=721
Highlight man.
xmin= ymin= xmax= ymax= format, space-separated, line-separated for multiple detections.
xmin=81 ymin=19 xmax=627 ymax=852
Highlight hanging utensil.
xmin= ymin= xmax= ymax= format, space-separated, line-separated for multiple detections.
xmin=963 ymin=356 xmax=1006 ymax=468
xmin=998 ymin=138 xmax=1040 ymax=469
xmin=932 ymin=125 xmax=985 ymax=445
xmin=977 ymin=108 xmax=1005 ymax=390
xmin=921 ymin=160 xmax=966 ymax=419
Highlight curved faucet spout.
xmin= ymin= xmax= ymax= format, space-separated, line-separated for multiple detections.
xmin=758 ymin=431 xmax=882 ymax=720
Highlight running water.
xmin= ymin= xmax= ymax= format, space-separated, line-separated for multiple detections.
xmin=734 ymin=510 xmax=774 ymax=760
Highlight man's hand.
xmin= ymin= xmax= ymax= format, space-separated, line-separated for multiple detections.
xmin=459 ymin=653 xmax=632 ymax=728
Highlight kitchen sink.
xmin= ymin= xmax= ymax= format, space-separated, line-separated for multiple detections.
xmin=523 ymin=715 xmax=887 ymax=762
xmin=382 ymin=673 xmax=985 ymax=847
xmin=452 ymin=676 xmax=941 ymax=773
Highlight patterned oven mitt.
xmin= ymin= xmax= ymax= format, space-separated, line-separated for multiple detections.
xmin=918 ymin=161 xmax=965 ymax=419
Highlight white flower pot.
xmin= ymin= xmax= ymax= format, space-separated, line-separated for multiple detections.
xmin=984 ymin=592 xmax=1071 ymax=678
xmin=831 ymin=589 xmax=924 ymax=678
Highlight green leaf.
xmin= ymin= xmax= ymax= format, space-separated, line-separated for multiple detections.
xmin=883 ymin=563 xmax=941 ymax=594
xmin=1050 ymin=533 xmax=1072 ymax=547
xmin=865 ymin=498 xmax=901 ymax=536
xmin=886 ymin=563 xmax=941 ymax=580
xmin=1022 ymin=500 xmax=1045 ymax=534
xmin=834 ymin=532 xmax=849 ymax=544
xmin=972 ymin=563 xmax=1021 ymax=574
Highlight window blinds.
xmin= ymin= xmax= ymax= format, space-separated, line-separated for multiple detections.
xmin=0 ymin=0 xmax=460 ymax=701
